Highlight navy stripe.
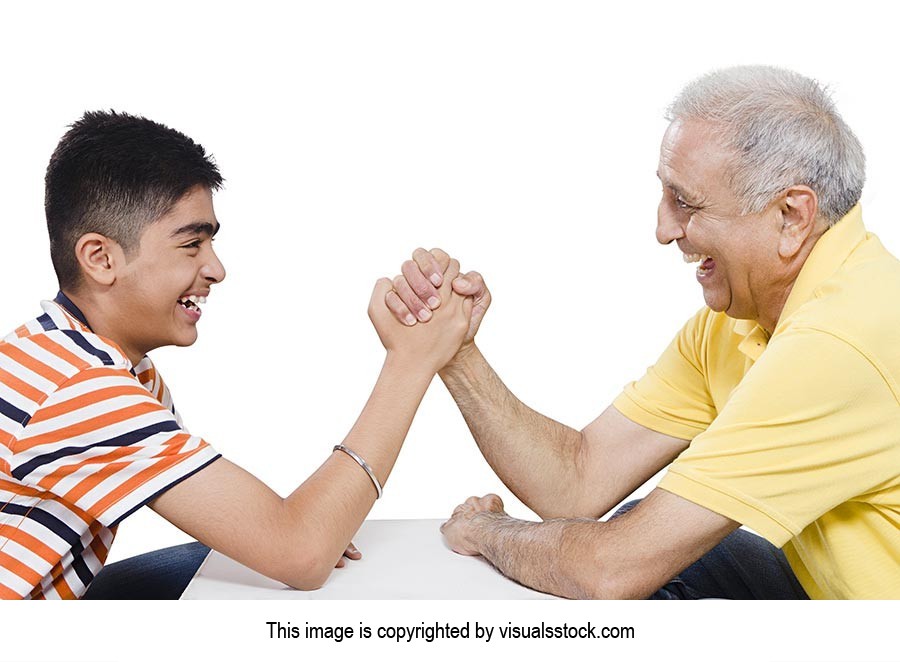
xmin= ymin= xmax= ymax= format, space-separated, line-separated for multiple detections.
xmin=71 ymin=552 xmax=94 ymax=587
xmin=12 ymin=420 xmax=182 ymax=480
xmin=0 ymin=502 xmax=81 ymax=546
xmin=110 ymin=454 xmax=222 ymax=527
xmin=0 ymin=396 xmax=30 ymax=426
xmin=60 ymin=330 xmax=114 ymax=366
xmin=37 ymin=314 xmax=57 ymax=332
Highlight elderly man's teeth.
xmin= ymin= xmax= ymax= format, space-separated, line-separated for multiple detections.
xmin=683 ymin=253 xmax=705 ymax=263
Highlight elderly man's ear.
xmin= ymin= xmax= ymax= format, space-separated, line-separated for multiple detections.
xmin=778 ymin=187 xmax=819 ymax=259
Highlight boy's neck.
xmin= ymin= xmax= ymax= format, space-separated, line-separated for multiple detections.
xmin=58 ymin=289 xmax=148 ymax=367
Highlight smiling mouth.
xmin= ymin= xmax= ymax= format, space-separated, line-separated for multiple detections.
xmin=177 ymin=295 xmax=207 ymax=314
xmin=682 ymin=252 xmax=715 ymax=276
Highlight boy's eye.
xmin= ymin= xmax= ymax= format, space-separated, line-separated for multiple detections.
xmin=182 ymin=240 xmax=202 ymax=249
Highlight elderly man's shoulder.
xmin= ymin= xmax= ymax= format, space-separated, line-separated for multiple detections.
xmin=783 ymin=234 xmax=900 ymax=355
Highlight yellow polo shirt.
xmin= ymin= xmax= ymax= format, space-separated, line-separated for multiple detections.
xmin=614 ymin=205 xmax=900 ymax=599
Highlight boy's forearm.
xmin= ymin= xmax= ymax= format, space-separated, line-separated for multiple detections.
xmin=280 ymin=352 xmax=435 ymax=583
xmin=438 ymin=345 xmax=587 ymax=518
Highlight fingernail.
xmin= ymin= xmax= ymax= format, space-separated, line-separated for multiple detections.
xmin=455 ymin=278 xmax=469 ymax=288
xmin=430 ymin=273 xmax=442 ymax=286
xmin=417 ymin=309 xmax=432 ymax=321
xmin=427 ymin=296 xmax=440 ymax=308
xmin=405 ymin=314 xmax=416 ymax=326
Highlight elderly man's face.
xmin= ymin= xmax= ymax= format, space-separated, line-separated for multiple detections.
xmin=656 ymin=119 xmax=787 ymax=326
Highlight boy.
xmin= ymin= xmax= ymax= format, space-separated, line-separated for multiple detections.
xmin=0 ymin=111 xmax=471 ymax=599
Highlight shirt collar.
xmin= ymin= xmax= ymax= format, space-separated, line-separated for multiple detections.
xmin=53 ymin=291 xmax=93 ymax=331
xmin=776 ymin=203 xmax=866 ymax=330
xmin=732 ymin=203 xmax=866 ymax=360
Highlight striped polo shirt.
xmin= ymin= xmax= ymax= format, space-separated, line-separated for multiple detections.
xmin=0 ymin=295 xmax=220 ymax=599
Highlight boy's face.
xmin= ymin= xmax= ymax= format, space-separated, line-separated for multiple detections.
xmin=110 ymin=185 xmax=225 ymax=359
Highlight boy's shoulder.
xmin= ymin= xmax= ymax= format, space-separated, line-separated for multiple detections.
xmin=1 ymin=300 xmax=131 ymax=394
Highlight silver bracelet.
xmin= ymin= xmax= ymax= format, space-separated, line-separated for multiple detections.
xmin=333 ymin=444 xmax=383 ymax=499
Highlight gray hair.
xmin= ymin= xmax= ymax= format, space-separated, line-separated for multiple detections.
xmin=666 ymin=65 xmax=865 ymax=226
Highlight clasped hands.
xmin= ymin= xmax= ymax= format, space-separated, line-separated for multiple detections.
xmin=369 ymin=247 xmax=501 ymax=557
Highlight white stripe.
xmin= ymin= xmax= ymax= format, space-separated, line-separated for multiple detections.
xmin=19 ymin=338 xmax=81 ymax=379
xmin=0 ymin=564 xmax=32 ymax=597
xmin=0 ymin=351 xmax=57 ymax=394
xmin=36 ymin=371 xmax=138 ymax=404
xmin=0 ymin=537 xmax=54 ymax=578
xmin=40 ymin=301 xmax=77 ymax=330
xmin=0 ymin=514 xmax=72 ymax=557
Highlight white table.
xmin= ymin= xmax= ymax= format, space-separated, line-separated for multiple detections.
xmin=181 ymin=519 xmax=557 ymax=599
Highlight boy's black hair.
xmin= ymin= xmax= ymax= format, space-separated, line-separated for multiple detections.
xmin=45 ymin=110 xmax=224 ymax=289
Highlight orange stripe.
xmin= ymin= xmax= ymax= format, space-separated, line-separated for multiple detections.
xmin=91 ymin=449 xmax=196 ymax=515
xmin=89 ymin=535 xmax=109 ymax=565
xmin=14 ymin=325 xmax=29 ymax=339
xmin=38 ymin=446 xmax=141 ymax=492
xmin=29 ymin=384 xmax=152 ymax=426
xmin=136 ymin=366 xmax=157 ymax=387
xmin=0 ymin=549 xmax=42 ymax=585
xmin=27 ymin=335 xmax=91 ymax=372
xmin=0 ymin=458 xmax=9 ymax=476
xmin=51 ymin=570 xmax=76 ymax=600
xmin=0 ymin=345 xmax=67 ymax=385
xmin=63 ymin=366 xmax=132 ymax=387
xmin=0 ymin=583 xmax=22 ymax=599
xmin=16 ymin=401 xmax=166 ymax=452
xmin=0 ymin=524 xmax=60 ymax=565
xmin=0 ymin=367 xmax=45 ymax=404
xmin=29 ymin=585 xmax=45 ymax=599
xmin=0 ymin=478 xmax=44 ymax=498
xmin=60 ymin=459 xmax=133 ymax=504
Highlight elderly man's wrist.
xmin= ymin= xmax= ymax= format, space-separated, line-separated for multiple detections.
xmin=440 ymin=341 xmax=479 ymax=377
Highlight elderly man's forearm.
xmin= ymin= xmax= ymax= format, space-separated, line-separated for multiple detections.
xmin=439 ymin=346 xmax=590 ymax=518
xmin=468 ymin=513 xmax=622 ymax=599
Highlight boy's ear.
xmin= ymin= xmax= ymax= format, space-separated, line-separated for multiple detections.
xmin=74 ymin=233 xmax=123 ymax=287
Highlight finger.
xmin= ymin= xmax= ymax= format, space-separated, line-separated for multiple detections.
xmin=344 ymin=542 xmax=362 ymax=560
xmin=401 ymin=259 xmax=441 ymax=310
xmin=368 ymin=277 xmax=396 ymax=322
xmin=429 ymin=248 xmax=451 ymax=274
xmin=440 ymin=259 xmax=461 ymax=296
xmin=385 ymin=290 xmax=417 ymax=326
xmin=393 ymin=275 xmax=432 ymax=322
xmin=464 ymin=495 xmax=480 ymax=506
xmin=483 ymin=493 xmax=504 ymax=510
xmin=413 ymin=247 xmax=445 ymax=288
xmin=452 ymin=270 xmax=486 ymax=297
xmin=335 ymin=556 xmax=346 ymax=568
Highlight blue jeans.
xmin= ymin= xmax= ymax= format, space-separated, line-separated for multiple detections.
xmin=82 ymin=542 xmax=210 ymax=600
xmin=613 ymin=500 xmax=809 ymax=599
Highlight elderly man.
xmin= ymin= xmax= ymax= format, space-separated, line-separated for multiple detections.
xmin=386 ymin=66 xmax=900 ymax=599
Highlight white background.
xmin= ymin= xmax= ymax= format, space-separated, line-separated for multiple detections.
xmin=1 ymin=0 xmax=898 ymax=658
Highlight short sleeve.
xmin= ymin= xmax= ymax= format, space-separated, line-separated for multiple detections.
xmin=659 ymin=327 xmax=900 ymax=546
xmin=613 ymin=308 xmax=717 ymax=440
xmin=10 ymin=366 xmax=220 ymax=527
